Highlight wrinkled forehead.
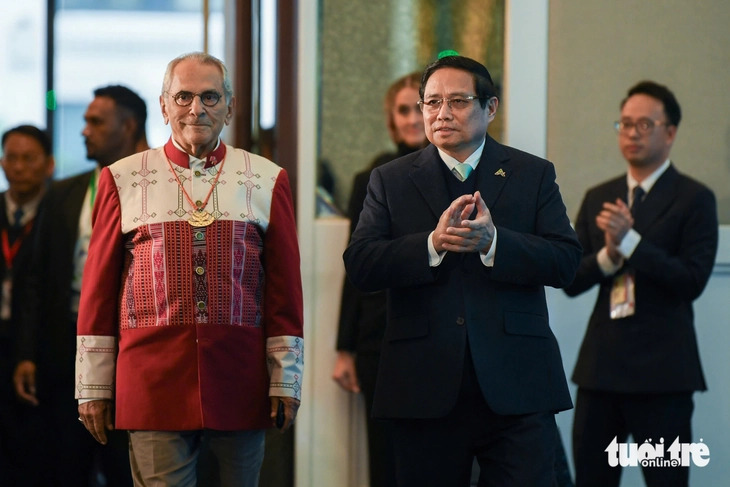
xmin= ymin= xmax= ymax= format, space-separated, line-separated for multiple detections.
xmin=168 ymin=60 xmax=225 ymax=92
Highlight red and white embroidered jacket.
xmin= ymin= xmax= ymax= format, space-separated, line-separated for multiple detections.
xmin=75 ymin=139 xmax=303 ymax=431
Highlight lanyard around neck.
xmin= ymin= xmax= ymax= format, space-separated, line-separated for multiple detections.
xmin=89 ymin=169 xmax=98 ymax=210
xmin=1 ymin=222 xmax=33 ymax=270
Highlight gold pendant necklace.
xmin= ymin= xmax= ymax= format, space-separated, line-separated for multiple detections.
xmin=166 ymin=156 xmax=226 ymax=227
xmin=189 ymin=209 xmax=215 ymax=227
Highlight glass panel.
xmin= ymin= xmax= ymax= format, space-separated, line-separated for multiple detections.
xmin=0 ymin=1 xmax=47 ymax=191
xmin=53 ymin=0 xmax=225 ymax=178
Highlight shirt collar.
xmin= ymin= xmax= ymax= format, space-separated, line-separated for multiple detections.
xmin=4 ymin=188 xmax=45 ymax=226
xmin=164 ymin=137 xmax=227 ymax=169
xmin=627 ymin=158 xmax=671 ymax=195
xmin=437 ymin=137 xmax=486 ymax=171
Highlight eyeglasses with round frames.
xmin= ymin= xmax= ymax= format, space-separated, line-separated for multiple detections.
xmin=417 ymin=95 xmax=480 ymax=113
xmin=166 ymin=90 xmax=222 ymax=107
xmin=614 ymin=118 xmax=669 ymax=135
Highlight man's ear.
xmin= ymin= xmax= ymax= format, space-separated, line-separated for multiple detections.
xmin=160 ymin=95 xmax=169 ymax=124
xmin=487 ymin=97 xmax=499 ymax=118
xmin=225 ymin=96 xmax=236 ymax=125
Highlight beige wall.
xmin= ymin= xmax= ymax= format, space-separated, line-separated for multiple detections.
xmin=547 ymin=0 xmax=730 ymax=223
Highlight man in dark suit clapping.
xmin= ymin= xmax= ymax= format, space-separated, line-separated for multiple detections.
xmin=344 ymin=53 xmax=581 ymax=487
xmin=566 ymin=81 xmax=718 ymax=487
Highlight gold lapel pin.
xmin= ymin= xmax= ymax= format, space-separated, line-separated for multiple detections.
xmin=494 ymin=168 xmax=506 ymax=177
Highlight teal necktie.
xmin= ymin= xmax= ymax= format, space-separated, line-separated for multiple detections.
xmin=452 ymin=163 xmax=472 ymax=182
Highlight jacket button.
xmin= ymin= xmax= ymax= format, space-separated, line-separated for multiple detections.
xmin=197 ymin=301 xmax=206 ymax=310
xmin=195 ymin=266 xmax=205 ymax=276
xmin=456 ymin=317 xmax=465 ymax=326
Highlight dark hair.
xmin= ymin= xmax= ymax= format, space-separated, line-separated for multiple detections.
xmin=94 ymin=85 xmax=148 ymax=141
xmin=622 ymin=81 xmax=681 ymax=127
xmin=419 ymin=55 xmax=498 ymax=109
xmin=2 ymin=124 xmax=52 ymax=155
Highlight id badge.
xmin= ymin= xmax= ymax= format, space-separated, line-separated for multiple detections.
xmin=610 ymin=269 xmax=635 ymax=319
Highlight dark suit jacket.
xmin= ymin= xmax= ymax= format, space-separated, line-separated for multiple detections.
xmin=1 ymin=193 xmax=41 ymax=387
xmin=343 ymin=137 xmax=582 ymax=419
xmin=566 ymin=164 xmax=718 ymax=393
xmin=0 ymin=194 xmax=39 ymax=343
xmin=17 ymin=170 xmax=93 ymax=404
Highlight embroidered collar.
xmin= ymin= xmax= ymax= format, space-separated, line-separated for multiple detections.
xmin=164 ymin=138 xmax=227 ymax=169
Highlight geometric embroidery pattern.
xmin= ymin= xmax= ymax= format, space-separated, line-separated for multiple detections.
xmin=119 ymin=220 xmax=264 ymax=329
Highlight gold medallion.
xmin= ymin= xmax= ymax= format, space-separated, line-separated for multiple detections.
xmin=188 ymin=209 xmax=215 ymax=227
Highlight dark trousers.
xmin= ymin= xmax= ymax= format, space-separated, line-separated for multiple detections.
xmin=357 ymin=353 xmax=397 ymax=487
xmin=47 ymin=401 xmax=132 ymax=486
xmin=390 ymin=358 xmax=557 ymax=487
xmin=572 ymin=388 xmax=693 ymax=487
xmin=39 ymin=316 xmax=132 ymax=486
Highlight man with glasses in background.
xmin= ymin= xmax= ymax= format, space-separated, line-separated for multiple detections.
xmin=565 ymin=81 xmax=718 ymax=487
xmin=344 ymin=53 xmax=581 ymax=486
xmin=14 ymin=85 xmax=147 ymax=486
xmin=73 ymin=52 xmax=303 ymax=487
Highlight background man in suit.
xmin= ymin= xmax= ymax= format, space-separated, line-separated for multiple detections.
xmin=343 ymin=53 xmax=582 ymax=487
xmin=14 ymin=85 xmax=148 ymax=486
xmin=565 ymin=81 xmax=718 ymax=487
xmin=0 ymin=125 xmax=53 ymax=486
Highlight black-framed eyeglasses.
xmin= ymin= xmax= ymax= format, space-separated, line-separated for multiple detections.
xmin=417 ymin=95 xmax=480 ymax=113
xmin=166 ymin=90 xmax=222 ymax=107
xmin=614 ymin=118 xmax=669 ymax=135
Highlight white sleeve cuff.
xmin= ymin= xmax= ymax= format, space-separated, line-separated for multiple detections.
xmin=597 ymin=247 xmax=623 ymax=276
xmin=479 ymin=227 xmax=497 ymax=267
xmin=618 ymin=228 xmax=642 ymax=258
xmin=267 ymin=336 xmax=304 ymax=400
xmin=427 ymin=231 xmax=447 ymax=267
xmin=75 ymin=335 xmax=116 ymax=400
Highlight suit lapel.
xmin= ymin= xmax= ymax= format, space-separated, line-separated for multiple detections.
xmin=633 ymin=164 xmax=679 ymax=231
xmin=409 ymin=145 xmax=452 ymax=220
xmin=63 ymin=170 xmax=94 ymax=238
xmin=475 ymin=136 xmax=510 ymax=208
xmin=409 ymin=137 xmax=512 ymax=218
xmin=0 ymin=194 xmax=8 ymax=228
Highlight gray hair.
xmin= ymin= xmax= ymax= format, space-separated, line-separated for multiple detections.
xmin=161 ymin=52 xmax=233 ymax=102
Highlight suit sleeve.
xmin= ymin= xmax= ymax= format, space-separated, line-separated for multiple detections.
xmin=628 ymin=187 xmax=717 ymax=301
xmin=263 ymin=169 xmax=304 ymax=400
xmin=564 ymin=190 xmax=609 ymax=297
xmin=75 ymin=168 xmax=125 ymax=400
xmin=488 ymin=162 xmax=582 ymax=289
xmin=336 ymin=170 xmax=371 ymax=351
xmin=15 ymin=194 xmax=51 ymax=364
xmin=343 ymin=167 xmax=435 ymax=293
